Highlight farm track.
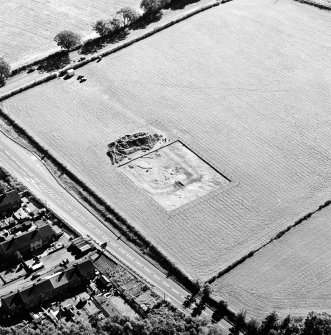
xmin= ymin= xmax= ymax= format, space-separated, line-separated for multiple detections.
xmin=207 ymin=199 xmax=331 ymax=284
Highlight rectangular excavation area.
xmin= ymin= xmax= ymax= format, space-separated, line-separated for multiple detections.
xmin=120 ymin=141 xmax=230 ymax=211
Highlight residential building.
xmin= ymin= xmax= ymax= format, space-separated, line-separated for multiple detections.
xmin=0 ymin=221 xmax=56 ymax=261
xmin=1 ymin=259 xmax=95 ymax=314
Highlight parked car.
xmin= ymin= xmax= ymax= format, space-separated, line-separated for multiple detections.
xmin=30 ymin=263 xmax=44 ymax=272
xmin=31 ymin=272 xmax=41 ymax=280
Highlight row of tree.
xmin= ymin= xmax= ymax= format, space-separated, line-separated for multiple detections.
xmin=0 ymin=57 xmax=11 ymax=87
xmin=91 ymin=0 xmax=169 ymax=38
xmin=229 ymin=311 xmax=331 ymax=335
xmin=54 ymin=0 xmax=171 ymax=51
xmin=0 ymin=0 xmax=172 ymax=87
xmin=0 ymin=308 xmax=330 ymax=335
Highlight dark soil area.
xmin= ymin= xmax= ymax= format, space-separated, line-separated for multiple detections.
xmin=107 ymin=132 xmax=163 ymax=165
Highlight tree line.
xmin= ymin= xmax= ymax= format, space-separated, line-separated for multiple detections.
xmin=0 ymin=0 xmax=171 ymax=87
xmin=0 ymin=308 xmax=330 ymax=335
xmin=55 ymin=0 xmax=169 ymax=50
xmin=227 ymin=310 xmax=331 ymax=335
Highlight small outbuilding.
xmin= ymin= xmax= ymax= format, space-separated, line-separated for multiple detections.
xmin=66 ymin=69 xmax=75 ymax=77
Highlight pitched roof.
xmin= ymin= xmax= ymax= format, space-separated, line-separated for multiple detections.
xmin=0 ymin=222 xmax=55 ymax=256
xmin=77 ymin=259 xmax=94 ymax=276
xmin=49 ymin=271 xmax=71 ymax=290
xmin=0 ymin=190 xmax=20 ymax=211
xmin=1 ymin=290 xmax=23 ymax=310
xmin=19 ymin=280 xmax=54 ymax=304
xmin=1 ymin=259 xmax=95 ymax=310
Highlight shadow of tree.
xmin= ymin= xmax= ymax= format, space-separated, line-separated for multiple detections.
xmin=130 ymin=12 xmax=163 ymax=30
xmin=164 ymin=0 xmax=200 ymax=10
xmin=80 ymin=39 xmax=104 ymax=55
xmin=80 ymin=30 xmax=130 ymax=55
xmin=37 ymin=53 xmax=71 ymax=73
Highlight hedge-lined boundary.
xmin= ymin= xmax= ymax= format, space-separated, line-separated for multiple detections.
xmin=11 ymin=48 xmax=81 ymax=76
xmin=3 ymin=1 xmax=221 ymax=102
xmin=207 ymin=199 xmax=331 ymax=286
xmin=0 ymin=73 xmax=58 ymax=102
xmin=62 ymin=1 xmax=221 ymax=73
xmin=11 ymin=0 xmax=221 ymax=79
xmin=294 ymin=0 xmax=331 ymax=10
xmin=0 ymin=105 xmax=198 ymax=295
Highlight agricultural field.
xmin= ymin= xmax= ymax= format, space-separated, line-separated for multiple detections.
xmin=3 ymin=0 xmax=331 ymax=284
xmin=0 ymin=0 xmax=138 ymax=67
xmin=211 ymin=206 xmax=331 ymax=320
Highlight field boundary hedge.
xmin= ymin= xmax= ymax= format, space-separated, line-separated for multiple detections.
xmin=207 ymin=199 xmax=331 ymax=285
xmin=10 ymin=0 xmax=221 ymax=79
xmin=57 ymin=1 xmax=221 ymax=74
xmin=294 ymin=0 xmax=331 ymax=10
xmin=0 ymin=73 xmax=58 ymax=102
xmin=11 ymin=47 xmax=84 ymax=76
xmin=2 ymin=1 xmax=221 ymax=102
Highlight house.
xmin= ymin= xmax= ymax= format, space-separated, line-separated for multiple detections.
xmin=0 ymin=190 xmax=20 ymax=215
xmin=1 ymin=259 xmax=95 ymax=314
xmin=0 ymin=221 xmax=56 ymax=261
xmin=13 ymin=207 xmax=29 ymax=222
xmin=14 ymin=201 xmax=41 ymax=222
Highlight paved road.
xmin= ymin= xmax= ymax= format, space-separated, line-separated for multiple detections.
xmin=0 ymin=132 xmax=231 ymax=333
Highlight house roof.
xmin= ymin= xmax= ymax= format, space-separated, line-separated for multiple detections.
xmin=0 ymin=222 xmax=55 ymax=256
xmin=49 ymin=271 xmax=71 ymax=290
xmin=0 ymin=190 xmax=20 ymax=211
xmin=76 ymin=259 xmax=95 ymax=277
xmin=13 ymin=208 xmax=28 ymax=220
xmin=19 ymin=280 xmax=54 ymax=304
xmin=1 ymin=290 xmax=23 ymax=310
xmin=49 ymin=259 xmax=94 ymax=289
xmin=1 ymin=259 xmax=95 ymax=310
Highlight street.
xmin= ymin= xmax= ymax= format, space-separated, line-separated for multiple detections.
xmin=0 ymin=131 xmax=231 ymax=333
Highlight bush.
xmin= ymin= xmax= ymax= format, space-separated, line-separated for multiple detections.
xmin=93 ymin=20 xmax=111 ymax=37
xmin=109 ymin=15 xmax=124 ymax=32
xmin=140 ymin=0 xmax=168 ymax=14
xmin=54 ymin=30 xmax=81 ymax=51
xmin=116 ymin=7 xmax=140 ymax=27
xmin=93 ymin=16 xmax=123 ymax=37
xmin=0 ymin=57 xmax=11 ymax=87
